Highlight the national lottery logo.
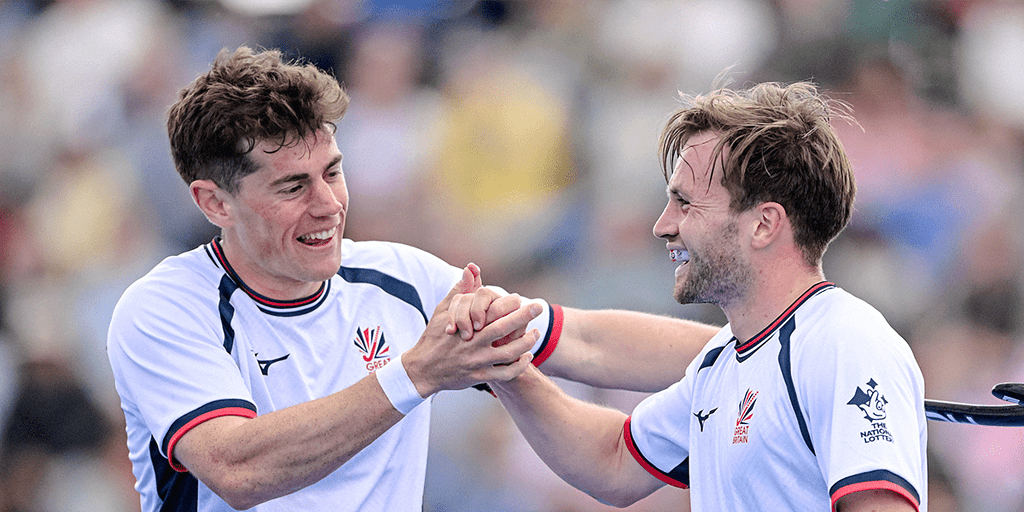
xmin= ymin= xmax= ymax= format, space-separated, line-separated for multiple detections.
xmin=732 ymin=389 xmax=758 ymax=444
xmin=354 ymin=326 xmax=392 ymax=371
xmin=847 ymin=378 xmax=894 ymax=444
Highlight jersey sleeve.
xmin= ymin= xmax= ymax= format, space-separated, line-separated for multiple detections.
xmin=792 ymin=306 xmax=926 ymax=511
xmin=622 ymin=337 xmax=723 ymax=488
xmin=624 ymin=379 xmax=693 ymax=488
xmin=107 ymin=273 xmax=258 ymax=472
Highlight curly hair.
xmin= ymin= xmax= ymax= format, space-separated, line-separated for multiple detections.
xmin=167 ymin=46 xmax=349 ymax=193
xmin=658 ymin=81 xmax=857 ymax=266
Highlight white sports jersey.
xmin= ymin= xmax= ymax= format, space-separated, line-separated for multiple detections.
xmin=107 ymin=238 xmax=561 ymax=512
xmin=626 ymin=283 xmax=927 ymax=511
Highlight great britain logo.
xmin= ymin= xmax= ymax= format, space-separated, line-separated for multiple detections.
xmin=732 ymin=389 xmax=758 ymax=444
xmin=354 ymin=326 xmax=392 ymax=372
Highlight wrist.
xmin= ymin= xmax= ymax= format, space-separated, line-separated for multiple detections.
xmin=529 ymin=302 xmax=562 ymax=367
xmin=376 ymin=353 xmax=427 ymax=414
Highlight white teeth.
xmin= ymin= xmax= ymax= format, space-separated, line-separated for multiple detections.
xmin=670 ymin=249 xmax=689 ymax=262
xmin=300 ymin=228 xmax=335 ymax=241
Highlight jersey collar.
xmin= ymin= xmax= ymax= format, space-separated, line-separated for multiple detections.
xmin=206 ymin=237 xmax=329 ymax=315
xmin=733 ymin=281 xmax=835 ymax=361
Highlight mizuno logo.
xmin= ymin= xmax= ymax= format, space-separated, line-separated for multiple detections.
xmin=694 ymin=408 xmax=717 ymax=432
xmin=255 ymin=353 xmax=290 ymax=375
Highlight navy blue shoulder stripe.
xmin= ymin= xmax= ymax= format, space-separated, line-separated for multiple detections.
xmin=218 ymin=275 xmax=238 ymax=353
xmin=338 ymin=266 xmax=428 ymax=324
xmin=778 ymin=316 xmax=815 ymax=454
xmin=697 ymin=345 xmax=726 ymax=375
xmin=149 ymin=437 xmax=198 ymax=512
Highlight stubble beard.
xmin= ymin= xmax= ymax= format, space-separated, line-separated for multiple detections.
xmin=673 ymin=221 xmax=751 ymax=309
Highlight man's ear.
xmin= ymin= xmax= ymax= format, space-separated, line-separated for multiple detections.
xmin=750 ymin=201 xmax=787 ymax=250
xmin=190 ymin=180 xmax=234 ymax=229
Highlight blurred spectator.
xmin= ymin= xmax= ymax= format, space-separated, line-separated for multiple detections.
xmin=425 ymin=24 xmax=578 ymax=287
xmin=1 ymin=1 xmax=1024 ymax=510
xmin=333 ymin=20 xmax=442 ymax=247
xmin=0 ymin=359 xmax=125 ymax=512
xmin=828 ymin=55 xmax=1016 ymax=331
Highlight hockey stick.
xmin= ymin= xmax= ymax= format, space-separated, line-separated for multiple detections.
xmin=925 ymin=382 xmax=1024 ymax=427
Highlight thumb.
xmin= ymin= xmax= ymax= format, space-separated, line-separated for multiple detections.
xmin=437 ymin=264 xmax=483 ymax=311
xmin=453 ymin=263 xmax=483 ymax=295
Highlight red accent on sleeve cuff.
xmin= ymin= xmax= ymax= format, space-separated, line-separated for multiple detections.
xmin=830 ymin=480 xmax=920 ymax=512
xmin=623 ymin=416 xmax=689 ymax=489
xmin=532 ymin=303 xmax=563 ymax=367
xmin=167 ymin=407 xmax=258 ymax=472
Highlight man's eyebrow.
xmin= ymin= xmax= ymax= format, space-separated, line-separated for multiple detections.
xmin=325 ymin=154 xmax=342 ymax=172
xmin=269 ymin=173 xmax=310 ymax=187
xmin=268 ymin=156 xmax=342 ymax=188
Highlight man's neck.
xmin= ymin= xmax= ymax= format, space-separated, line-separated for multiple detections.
xmin=723 ymin=268 xmax=827 ymax=344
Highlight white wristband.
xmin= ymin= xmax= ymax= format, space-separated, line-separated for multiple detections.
xmin=376 ymin=353 xmax=425 ymax=415
xmin=525 ymin=298 xmax=551 ymax=355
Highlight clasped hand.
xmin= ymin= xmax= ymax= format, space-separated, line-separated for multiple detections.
xmin=403 ymin=264 xmax=540 ymax=398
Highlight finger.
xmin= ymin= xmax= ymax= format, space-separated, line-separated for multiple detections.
xmin=492 ymin=323 xmax=529 ymax=348
xmin=469 ymin=290 xmax=518 ymax=332
xmin=474 ymin=301 xmax=543 ymax=343
xmin=445 ymin=293 xmax=470 ymax=336
xmin=488 ymin=328 xmax=539 ymax=365
xmin=436 ymin=265 xmax=481 ymax=315
xmin=483 ymin=293 xmax=522 ymax=327
xmin=446 ymin=293 xmax=473 ymax=339
xmin=483 ymin=352 xmax=535 ymax=382
xmin=467 ymin=262 xmax=482 ymax=289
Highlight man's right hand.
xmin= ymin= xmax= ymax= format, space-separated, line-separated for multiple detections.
xmin=402 ymin=265 xmax=541 ymax=398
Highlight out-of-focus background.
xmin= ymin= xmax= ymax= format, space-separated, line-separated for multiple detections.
xmin=0 ymin=0 xmax=1022 ymax=510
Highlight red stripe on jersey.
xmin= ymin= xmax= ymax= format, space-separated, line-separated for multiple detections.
xmin=532 ymin=303 xmax=563 ymax=367
xmin=622 ymin=416 xmax=689 ymax=489
xmin=735 ymin=281 xmax=833 ymax=353
xmin=830 ymin=480 xmax=920 ymax=512
xmin=211 ymin=238 xmax=325 ymax=308
xmin=166 ymin=407 xmax=258 ymax=472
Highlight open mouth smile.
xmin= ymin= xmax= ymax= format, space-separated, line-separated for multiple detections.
xmin=297 ymin=227 xmax=336 ymax=247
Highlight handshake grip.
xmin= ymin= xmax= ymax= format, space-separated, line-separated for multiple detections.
xmin=470 ymin=300 xmax=562 ymax=395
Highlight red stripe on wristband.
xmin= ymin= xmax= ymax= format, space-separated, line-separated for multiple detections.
xmin=532 ymin=303 xmax=563 ymax=367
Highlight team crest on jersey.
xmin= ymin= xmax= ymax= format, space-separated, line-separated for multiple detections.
xmin=354 ymin=326 xmax=392 ymax=372
xmin=847 ymin=378 xmax=894 ymax=443
xmin=732 ymin=389 xmax=758 ymax=444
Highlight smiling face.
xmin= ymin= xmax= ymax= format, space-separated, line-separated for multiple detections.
xmin=217 ymin=129 xmax=348 ymax=299
xmin=653 ymin=131 xmax=753 ymax=308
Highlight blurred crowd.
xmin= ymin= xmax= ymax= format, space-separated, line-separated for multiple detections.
xmin=1 ymin=0 xmax=1023 ymax=510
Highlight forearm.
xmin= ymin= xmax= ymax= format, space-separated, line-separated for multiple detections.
xmin=177 ymin=374 xmax=404 ymax=508
xmin=491 ymin=365 xmax=661 ymax=507
xmin=178 ymin=284 xmax=542 ymax=508
xmin=542 ymin=307 xmax=718 ymax=391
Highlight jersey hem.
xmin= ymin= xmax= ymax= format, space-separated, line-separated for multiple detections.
xmin=830 ymin=472 xmax=921 ymax=512
xmin=623 ymin=416 xmax=689 ymax=489
xmin=166 ymin=405 xmax=258 ymax=472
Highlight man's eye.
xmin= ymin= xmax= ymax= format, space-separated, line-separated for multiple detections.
xmin=284 ymin=184 xmax=303 ymax=194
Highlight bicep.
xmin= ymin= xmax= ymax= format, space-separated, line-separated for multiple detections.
xmin=543 ymin=307 xmax=717 ymax=391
